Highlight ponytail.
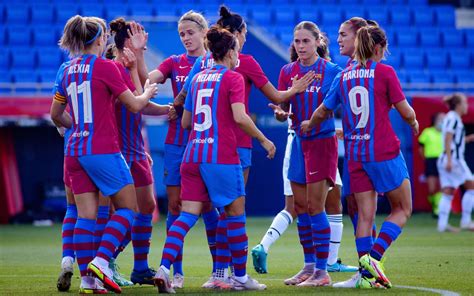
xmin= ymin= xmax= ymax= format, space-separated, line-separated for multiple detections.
xmin=59 ymin=15 xmax=106 ymax=57
xmin=354 ymin=26 xmax=387 ymax=67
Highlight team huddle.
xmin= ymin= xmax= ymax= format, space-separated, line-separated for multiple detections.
xmin=51 ymin=4 xmax=427 ymax=294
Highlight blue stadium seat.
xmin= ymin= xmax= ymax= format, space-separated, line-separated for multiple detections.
xmin=431 ymin=71 xmax=455 ymax=84
xmin=13 ymin=70 xmax=39 ymax=83
xmin=298 ymin=8 xmax=319 ymax=23
xmin=226 ymin=5 xmax=249 ymax=18
xmin=366 ymin=7 xmax=388 ymax=26
xmin=362 ymin=0 xmax=384 ymax=5
xmin=426 ymin=50 xmax=447 ymax=70
xmin=251 ymin=10 xmax=272 ymax=26
xmin=465 ymin=29 xmax=474 ymax=47
xmin=386 ymin=0 xmax=406 ymax=4
xmin=396 ymin=31 xmax=417 ymax=47
xmin=38 ymin=51 xmax=62 ymax=69
xmin=81 ymin=4 xmax=105 ymax=19
xmin=442 ymin=30 xmax=464 ymax=48
xmin=420 ymin=29 xmax=440 ymax=47
xmin=31 ymin=5 xmax=54 ymax=24
xmin=455 ymin=71 xmax=474 ymax=84
xmin=403 ymin=51 xmax=424 ymax=69
xmin=413 ymin=9 xmax=433 ymax=27
xmin=0 ymin=70 xmax=12 ymax=84
xmin=280 ymin=32 xmax=294 ymax=47
xmin=8 ymin=26 xmax=32 ymax=46
xmin=275 ymin=10 xmax=296 ymax=26
xmin=40 ymin=70 xmax=60 ymax=84
xmin=396 ymin=70 xmax=409 ymax=84
xmin=34 ymin=30 xmax=57 ymax=47
xmin=390 ymin=7 xmax=411 ymax=27
xmin=56 ymin=4 xmax=80 ymax=25
xmin=11 ymin=48 xmax=36 ymax=69
xmin=407 ymin=0 xmax=428 ymax=4
xmin=105 ymin=5 xmax=130 ymax=21
xmin=341 ymin=0 xmax=361 ymax=5
xmin=344 ymin=7 xmax=366 ymax=20
xmin=6 ymin=5 xmax=30 ymax=24
xmin=449 ymin=50 xmax=471 ymax=69
xmin=320 ymin=8 xmax=342 ymax=26
xmin=434 ymin=6 xmax=455 ymax=27
xmin=0 ymin=49 xmax=10 ymax=69
xmin=408 ymin=70 xmax=431 ymax=84
xmin=130 ymin=4 xmax=156 ymax=17
xmin=0 ymin=4 xmax=4 ymax=24
xmin=385 ymin=52 xmax=402 ymax=69
xmin=156 ymin=5 xmax=178 ymax=17
xmin=0 ymin=28 xmax=5 ymax=47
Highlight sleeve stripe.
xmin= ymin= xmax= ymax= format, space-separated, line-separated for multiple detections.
xmin=54 ymin=93 xmax=67 ymax=103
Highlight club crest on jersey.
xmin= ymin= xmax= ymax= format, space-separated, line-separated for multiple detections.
xmin=314 ymin=73 xmax=322 ymax=81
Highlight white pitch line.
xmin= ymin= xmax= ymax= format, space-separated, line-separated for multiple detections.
xmin=395 ymin=285 xmax=461 ymax=296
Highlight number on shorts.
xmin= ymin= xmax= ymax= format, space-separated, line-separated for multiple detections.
xmin=194 ymin=88 xmax=213 ymax=132
xmin=66 ymin=81 xmax=93 ymax=125
xmin=348 ymin=85 xmax=369 ymax=129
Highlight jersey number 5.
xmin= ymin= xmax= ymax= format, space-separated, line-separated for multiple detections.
xmin=67 ymin=81 xmax=92 ymax=125
xmin=194 ymin=88 xmax=213 ymax=132
xmin=348 ymin=86 xmax=369 ymax=129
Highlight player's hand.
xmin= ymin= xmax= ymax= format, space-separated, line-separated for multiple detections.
xmin=465 ymin=134 xmax=474 ymax=143
xmin=168 ymin=103 xmax=177 ymax=120
xmin=143 ymin=79 xmax=158 ymax=99
xmin=122 ymin=47 xmax=137 ymax=69
xmin=411 ymin=119 xmax=419 ymax=136
xmin=291 ymin=71 xmax=316 ymax=93
xmin=145 ymin=152 xmax=154 ymax=166
xmin=128 ymin=22 xmax=148 ymax=52
xmin=335 ymin=128 xmax=344 ymax=140
xmin=56 ymin=126 xmax=66 ymax=137
xmin=445 ymin=160 xmax=452 ymax=172
xmin=268 ymin=103 xmax=289 ymax=122
xmin=260 ymin=138 xmax=276 ymax=159
xmin=300 ymin=120 xmax=314 ymax=133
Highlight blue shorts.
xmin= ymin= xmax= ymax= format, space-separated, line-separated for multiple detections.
xmin=348 ymin=152 xmax=409 ymax=194
xmin=77 ymin=153 xmax=134 ymax=196
xmin=181 ymin=162 xmax=245 ymax=208
xmin=237 ymin=147 xmax=252 ymax=169
xmin=164 ymin=144 xmax=186 ymax=186
xmin=287 ymin=135 xmax=306 ymax=184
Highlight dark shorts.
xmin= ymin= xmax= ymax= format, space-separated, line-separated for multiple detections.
xmin=425 ymin=157 xmax=439 ymax=177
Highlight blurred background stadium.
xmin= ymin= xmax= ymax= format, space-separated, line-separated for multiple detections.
xmin=0 ymin=0 xmax=473 ymax=224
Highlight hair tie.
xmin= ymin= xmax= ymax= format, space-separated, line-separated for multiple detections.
xmin=85 ymin=24 xmax=102 ymax=45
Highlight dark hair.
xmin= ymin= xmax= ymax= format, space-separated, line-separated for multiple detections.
xmin=430 ymin=112 xmax=443 ymax=126
xmin=343 ymin=17 xmax=369 ymax=35
xmin=216 ymin=5 xmax=246 ymax=34
xmin=105 ymin=43 xmax=116 ymax=60
xmin=289 ymin=32 xmax=330 ymax=62
xmin=443 ymin=93 xmax=466 ymax=110
xmin=206 ymin=26 xmax=237 ymax=61
xmin=109 ymin=17 xmax=130 ymax=51
xmin=59 ymin=15 xmax=106 ymax=57
xmin=289 ymin=21 xmax=327 ymax=62
xmin=355 ymin=26 xmax=388 ymax=67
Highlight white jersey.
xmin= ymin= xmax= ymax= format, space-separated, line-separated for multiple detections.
xmin=441 ymin=111 xmax=465 ymax=160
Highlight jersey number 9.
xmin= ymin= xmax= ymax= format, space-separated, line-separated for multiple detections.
xmin=348 ymin=86 xmax=369 ymax=129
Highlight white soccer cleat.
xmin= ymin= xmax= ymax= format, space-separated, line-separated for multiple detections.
xmin=232 ymin=276 xmax=266 ymax=291
xmin=153 ymin=266 xmax=175 ymax=294
xmin=333 ymin=272 xmax=360 ymax=288
xmin=57 ymin=256 xmax=74 ymax=291
xmin=171 ymin=273 xmax=184 ymax=289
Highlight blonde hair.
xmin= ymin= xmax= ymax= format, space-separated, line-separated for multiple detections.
xmin=59 ymin=15 xmax=106 ymax=58
xmin=354 ymin=26 xmax=387 ymax=67
xmin=179 ymin=10 xmax=208 ymax=31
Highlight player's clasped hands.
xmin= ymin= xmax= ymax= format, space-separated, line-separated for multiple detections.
xmin=300 ymin=119 xmax=313 ymax=133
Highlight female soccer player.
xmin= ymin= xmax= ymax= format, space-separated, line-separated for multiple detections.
xmin=278 ymin=21 xmax=341 ymax=288
xmin=109 ymin=17 xmax=172 ymax=286
xmin=136 ymin=11 xmax=220 ymax=288
xmin=153 ymin=26 xmax=274 ymax=293
xmin=174 ymin=6 xmax=314 ymax=287
xmin=437 ymin=93 xmax=474 ymax=232
xmin=301 ymin=25 xmax=419 ymax=289
xmin=50 ymin=15 xmax=157 ymax=294
xmin=252 ymin=33 xmax=356 ymax=275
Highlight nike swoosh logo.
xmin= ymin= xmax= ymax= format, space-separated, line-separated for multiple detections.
xmin=179 ymin=66 xmax=189 ymax=69
xmin=309 ymin=171 xmax=319 ymax=175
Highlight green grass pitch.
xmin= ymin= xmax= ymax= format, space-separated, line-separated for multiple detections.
xmin=0 ymin=214 xmax=472 ymax=295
